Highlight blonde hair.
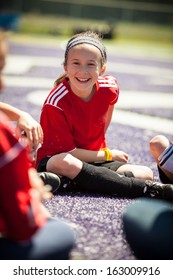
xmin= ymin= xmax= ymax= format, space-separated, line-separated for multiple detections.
xmin=54 ymin=31 xmax=107 ymax=86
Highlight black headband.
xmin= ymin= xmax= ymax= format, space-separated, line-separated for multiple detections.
xmin=65 ymin=36 xmax=106 ymax=60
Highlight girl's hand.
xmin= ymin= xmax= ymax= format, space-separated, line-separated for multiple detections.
xmin=15 ymin=112 xmax=43 ymax=150
xmin=111 ymin=149 xmax=128 ymax=162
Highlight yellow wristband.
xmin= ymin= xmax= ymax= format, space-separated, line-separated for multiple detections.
xmin=101 ymin=148 xmax=112 ymax=161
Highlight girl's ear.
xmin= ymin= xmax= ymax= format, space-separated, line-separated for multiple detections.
xmin=100 ymin=64 xmax=106 ymax=75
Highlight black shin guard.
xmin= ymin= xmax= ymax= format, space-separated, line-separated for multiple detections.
xmin=74 ymin=162 xmax=147 ymax=198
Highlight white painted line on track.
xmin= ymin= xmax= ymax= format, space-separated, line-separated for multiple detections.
xmin=112 ymin=110 xmax=173 ymax=134
xmin=4 ymin=76 xmax=53 ymax=89
xmin=4 ymin=55 xmax=173 ymax=78
xmin=117 ymin=91 xmax=173 ymax=109
xmin=108 ymin=61 xmax=173 ymax=78
xmin=4 ymin=55 xmax=62 ymax=74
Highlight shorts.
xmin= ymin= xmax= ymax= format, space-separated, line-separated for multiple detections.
xmin=37 ymin=157 xmax=126 ymax=173
xmin=90 ymin=160 xmax=126 ymax=171
xmin=37 ymin=157 xmax=51 ymax=172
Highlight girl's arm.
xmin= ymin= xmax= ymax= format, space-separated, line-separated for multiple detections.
xmin=0 ymin=102 xmax=43 ymax=149
xmin=0 ymin=102 xmax=23 ymax=120
xmin=70 ymin=148 xmax=128 ymax=163
xmin=104 ymin=104 xmax=114 ymax=133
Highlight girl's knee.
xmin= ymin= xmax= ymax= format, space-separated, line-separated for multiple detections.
xmin=117 ymin=164 xmax=153 ymax=180
xmin=150 ymin=135 xmax=168 ymax=150
xmin=149 ymin=135 xmax=169 ymax=159
xmin=47 ymin=153 xmax=70 ymax=174
xmin=141 ymin=166 xmax=153 ymax=180
xmin=132 ymin=166 xmax=153 ymax=180
xmin=47 ymin=153 xmax=82 ymax=179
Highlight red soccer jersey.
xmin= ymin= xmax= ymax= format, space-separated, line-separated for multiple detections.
xmin=0 ymin=112 xmax=47 ymax=241
xmin=36 ymin=75 xmax=119 ymax=167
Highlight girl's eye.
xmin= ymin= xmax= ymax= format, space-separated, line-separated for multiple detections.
xmin=88 ymin=63 xmax=95 ymax=66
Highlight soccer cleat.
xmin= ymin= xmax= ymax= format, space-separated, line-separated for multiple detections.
xmin=38 ymin=172 xmax=61 ymax=193
xmin=58 ymin=176 xmax=76 ymax=192
xmin=144 ymin=180 xmax=173 ymax=202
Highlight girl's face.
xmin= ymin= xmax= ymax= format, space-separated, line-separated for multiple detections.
xmin=64 ymin=44 xmax=106 ymax=101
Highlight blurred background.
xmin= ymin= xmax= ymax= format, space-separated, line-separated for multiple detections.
xmin=0 ymin=0 xmax=173 ymax=44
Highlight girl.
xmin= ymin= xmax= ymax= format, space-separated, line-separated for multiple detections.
xmin=36 ymin=31 xmax=153 ymax=182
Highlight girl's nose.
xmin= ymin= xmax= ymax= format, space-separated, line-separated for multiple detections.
xmin=79 ymin=65 xmax=88 ymax=73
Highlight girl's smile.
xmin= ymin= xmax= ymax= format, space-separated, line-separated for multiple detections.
xmin=64 ymin=44 xmax=106 ymax=101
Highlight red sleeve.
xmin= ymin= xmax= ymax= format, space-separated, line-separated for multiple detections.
xmin=0 ymin=117 xmax=47 ymax=241
xmin=99 ymin=75 xmax=119 ymax=105
xmin=40 ymin=104 xmax=76 ymax=154
xmin=110 ymin=85 xmax=119 ymax=105
xmin=108 ymin=76 xmax=119 ymax=105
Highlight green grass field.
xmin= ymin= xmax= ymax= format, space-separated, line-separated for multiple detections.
xmin=8 ymin=13 xmax=173 ymax=60
xmin=18 ymin=13 xmax=173 ymax=45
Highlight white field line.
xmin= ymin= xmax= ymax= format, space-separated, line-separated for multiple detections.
xmin=4 ymin=76 xmax=53 ymax=88
xmin=112 ymin=110 xmax=173 ymax=134
xmin=4 ymin=55 xmax=173 ymax=79
xmin=117 ymin=91 xmax=173 ymax=109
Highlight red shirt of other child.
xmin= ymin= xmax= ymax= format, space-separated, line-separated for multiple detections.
xmin=0 ymin=112 xmax=47 ymax=241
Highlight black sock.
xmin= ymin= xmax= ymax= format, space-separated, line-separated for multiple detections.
xmin=74 ymin=162 xmax=147 ymax=198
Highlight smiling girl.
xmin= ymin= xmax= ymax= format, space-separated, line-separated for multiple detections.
xmin=36 ymin=31 xmax=153 ymax=181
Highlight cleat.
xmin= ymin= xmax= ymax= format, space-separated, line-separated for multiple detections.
xmin=144 ymin=180 xmax=173 ymax=202
xmin=38 ymin=172 xmax=61 ymax=193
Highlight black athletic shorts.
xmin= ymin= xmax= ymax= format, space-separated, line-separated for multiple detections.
xmin=37 ymin=156 xmax=126 ymax=173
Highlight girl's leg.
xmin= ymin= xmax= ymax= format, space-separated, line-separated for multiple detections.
xmin=46 ymin=153 xmax=173 ymax=201
xmin=0 ymin=219 xmax=75 ymax=260
xmin=47 ymin=153 xmax=83 ymax=180
xmin=47 ymin=153 xmax=153 ymax=180
xmin=92 ymin=160 xmax=153 ymax=180
xmin=116 ymin=164 xmax=153 ymax=180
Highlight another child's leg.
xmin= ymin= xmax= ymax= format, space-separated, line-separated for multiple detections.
xmin=150 ymin=135 xmax=173 ymax=183
xmin=122 ymin=198 xmax=173 ymax=259
xmin=0 ymin=219 xmax=75 ymax=260
xmin=150 ymin=135 xmax=169 ymax=163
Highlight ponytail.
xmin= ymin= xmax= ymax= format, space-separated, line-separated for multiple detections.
xmin=54 ymin=73 xmax=67 ymax=86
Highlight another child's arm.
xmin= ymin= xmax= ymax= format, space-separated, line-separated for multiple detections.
xmin=0 ymin=102 xmax=43 ymax=149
